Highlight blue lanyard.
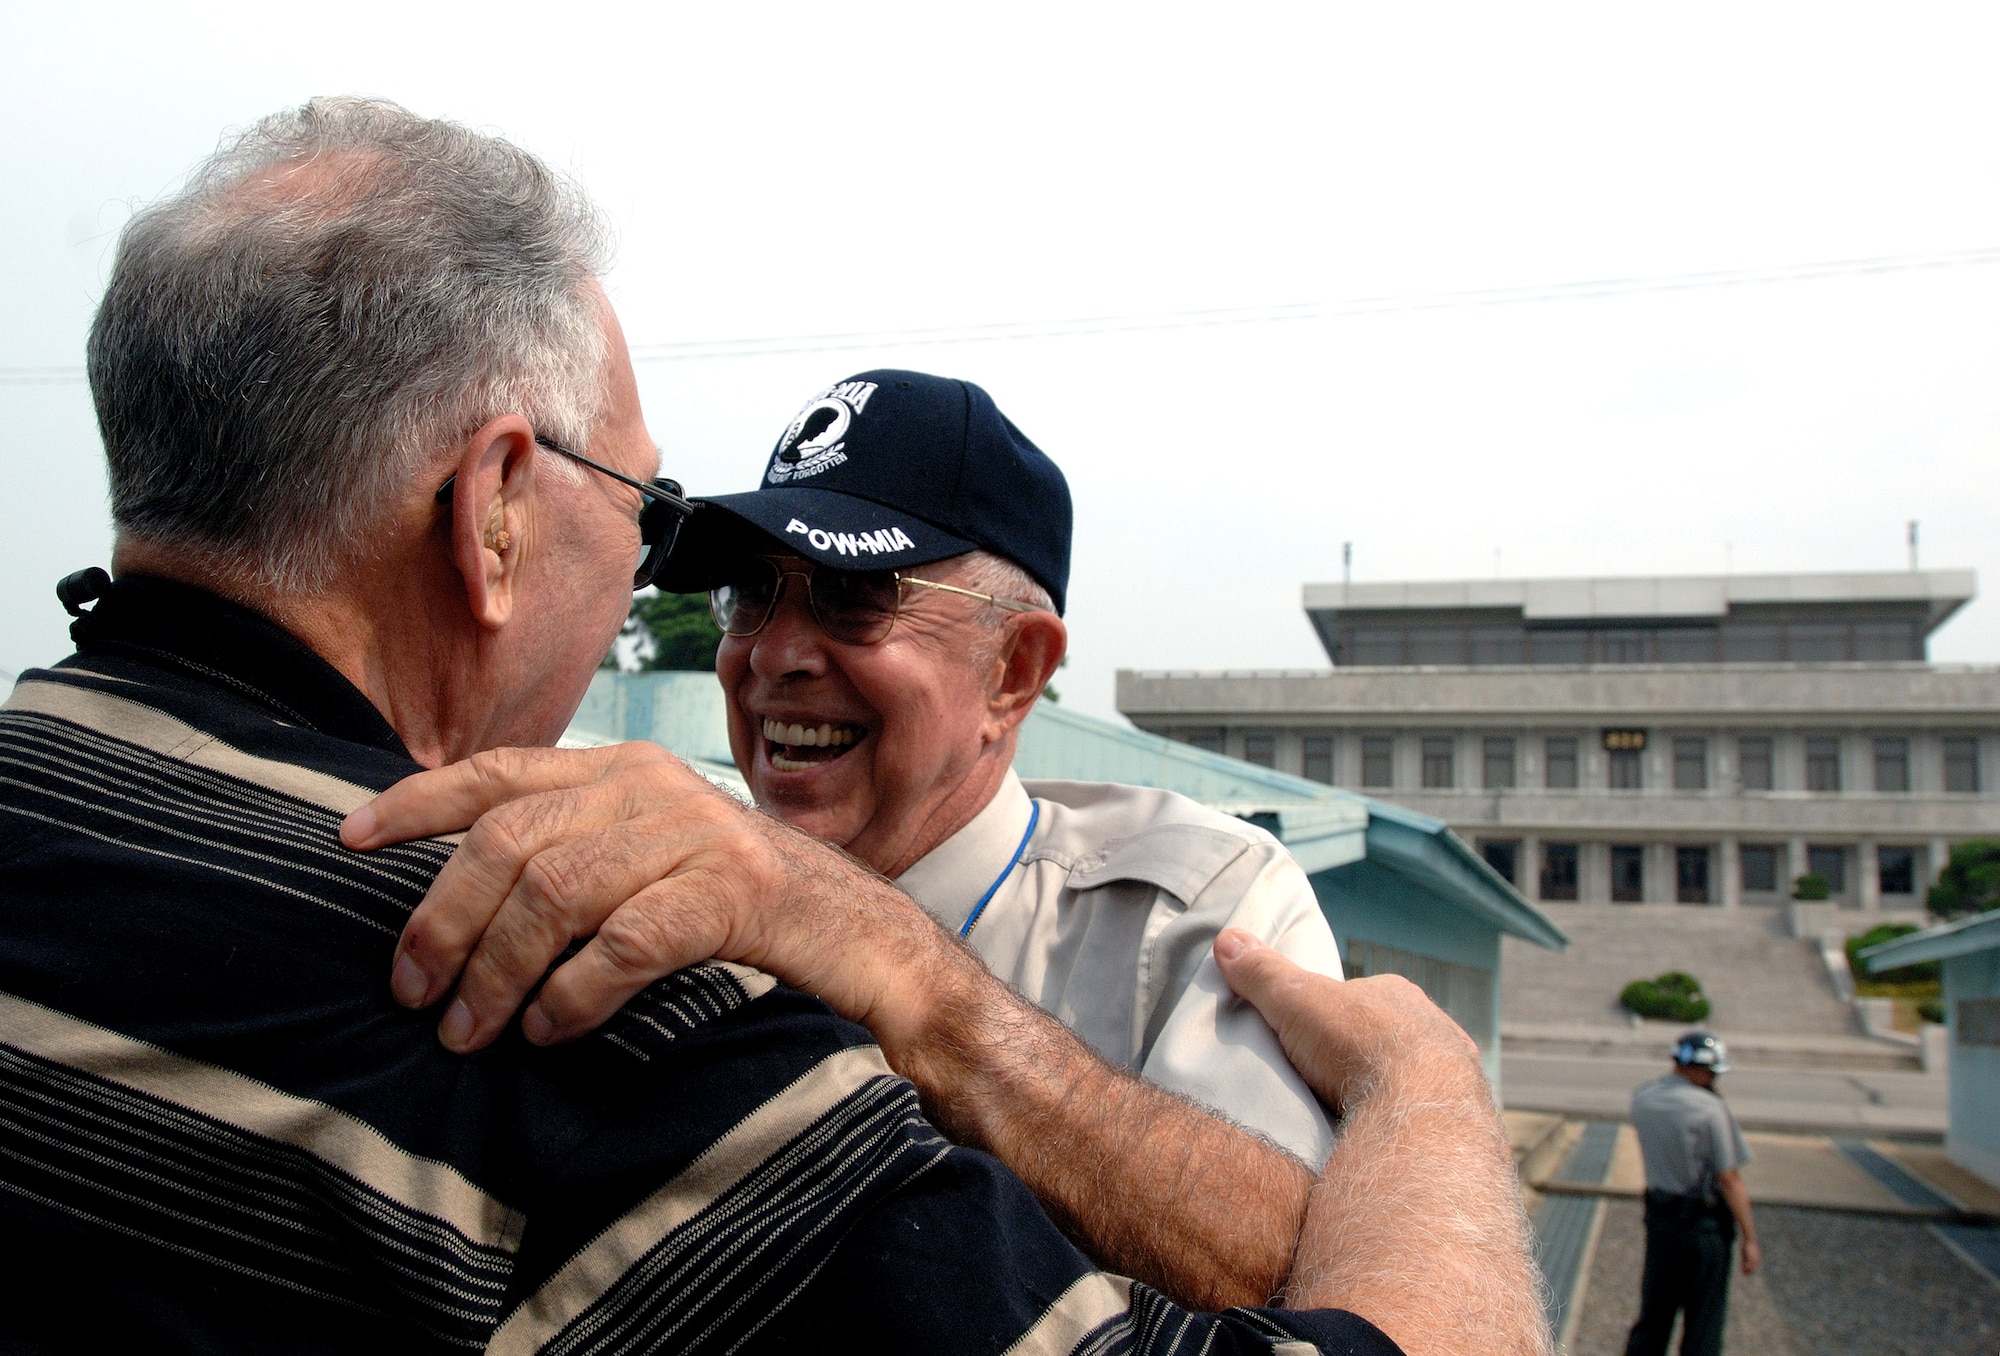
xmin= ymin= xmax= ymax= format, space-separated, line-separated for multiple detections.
xmin=959 ymin=801 xmax=1040 ymax=939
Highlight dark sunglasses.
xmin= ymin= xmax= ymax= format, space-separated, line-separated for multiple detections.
xmin=435 ymin=435 xmax=692 ymax=590
xmin=710 ymin=555 xmax=1038 ymax=646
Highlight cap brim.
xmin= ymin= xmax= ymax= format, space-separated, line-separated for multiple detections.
xmin=653 ymin=487 xmax=977 ymax=593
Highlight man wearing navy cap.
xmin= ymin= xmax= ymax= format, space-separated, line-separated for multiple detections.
xmin=650 ymin=369 xmax=1344 ymax=1166
xmin=358 ymin=370 xmax=1549 ymax=1345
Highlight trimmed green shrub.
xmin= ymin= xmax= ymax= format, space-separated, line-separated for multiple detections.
xmin=1919 ymin=1000 xmax=1945 ymax=1025
xmin=1847 ymin=923 xmax=1939 ymax=984
xmin=1792 ymin=873 xmax=1831 ymax=901
xmin=1621 ymin=971 xmax=1712 ymax=1023
xmin=1929 ymin=839 xmax=2000 ymax=919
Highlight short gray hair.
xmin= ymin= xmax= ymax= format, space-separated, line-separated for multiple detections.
xmin=949 ymin=550 xmax=1056 ymax=620
xmin=88 ymin=97 xmax=613 ymax=592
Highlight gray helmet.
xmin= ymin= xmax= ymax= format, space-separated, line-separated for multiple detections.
xmin=1674 ymin=1031 xmax=1730 ymax=1073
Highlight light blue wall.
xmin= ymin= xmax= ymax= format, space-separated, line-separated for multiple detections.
xmin=1313 ymin=860 xmax=1505 ymax=1086
xmin=1946 ymin=947 xmax=2000 ymax=1185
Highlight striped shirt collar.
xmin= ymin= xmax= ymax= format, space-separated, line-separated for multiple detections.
xmin=67 ymin=574 xmax=408 ymax=758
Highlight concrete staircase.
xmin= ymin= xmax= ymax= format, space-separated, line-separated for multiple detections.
xmin=1504 ymin=904 xmax=1859 ymax=1036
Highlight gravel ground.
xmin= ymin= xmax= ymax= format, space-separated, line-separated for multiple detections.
xmin=1567 ymin=1201 xmax=2000 ymax=1355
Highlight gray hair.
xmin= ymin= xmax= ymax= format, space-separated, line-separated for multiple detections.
xmin=948 ymin=550 xmax=1055 ymax=620
xmin=88 ymin=97 xmax=613 ymax=593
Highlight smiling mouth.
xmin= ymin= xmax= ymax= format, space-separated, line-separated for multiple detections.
xmin=762 ymin=717 xmax=868 ymax=773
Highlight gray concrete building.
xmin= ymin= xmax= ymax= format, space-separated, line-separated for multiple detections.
xmin=1118 ymin=571 xmax=1998 ymax=916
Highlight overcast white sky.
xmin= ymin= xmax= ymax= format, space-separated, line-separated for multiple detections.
xmin=4 ymin=4 xmax=1999 ymax=720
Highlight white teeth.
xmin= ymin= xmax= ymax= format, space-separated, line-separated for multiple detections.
xmin=762 ymin=717 xmax=863 ymax=754
xmin=771 ymin=753 xmax=814 ymax=772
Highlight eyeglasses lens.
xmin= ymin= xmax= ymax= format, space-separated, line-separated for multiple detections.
xmin=635 ymin=485 xmax=686 ymax=589
xmin=709 ymin=559 xmax=904 ymax=644
xmin=809 ymin=569 xmax=901 ymax=644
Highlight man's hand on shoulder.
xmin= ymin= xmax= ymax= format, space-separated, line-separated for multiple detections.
xmin=342 ymin=743 xmax=958 ymax=1061
xmin=1215 ymin=929 xmax=1551 ymax=1356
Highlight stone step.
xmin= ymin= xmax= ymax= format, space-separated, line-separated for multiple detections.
xmin=1503 ymin=1020 xmax=1921 ymax=1072
xmin=1503 ymin=904 xmax=1860 ymax=1038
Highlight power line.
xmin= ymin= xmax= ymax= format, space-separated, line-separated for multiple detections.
xmin=7 ymin=243 xmax=1999 ymax=383
xmin=624 ymin=244 xmax=2000 ymax=362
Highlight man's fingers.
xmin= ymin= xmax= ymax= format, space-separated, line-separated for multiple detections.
xmin=1213 ymin=928 xmax=1315 ymax=1013
xmin=342 ymin=744 xmax=637 ymax=849
xmin=428 ymin=817 xmax=707 ymax=1050
xmin=520 ymin=880 xmax=738 ymax=1045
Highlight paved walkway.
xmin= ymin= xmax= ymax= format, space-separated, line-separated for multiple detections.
xmin=1503 ymin=1051 xmax=1945 ymax=1137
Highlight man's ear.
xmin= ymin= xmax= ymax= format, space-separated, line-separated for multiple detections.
xmin=450 ymin=416 xmax=539 ymax=630
xmin=983 ymin=611 xmax=1068 ymax=739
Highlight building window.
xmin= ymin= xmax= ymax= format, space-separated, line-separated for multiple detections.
xmin=1945 ymin=737 xmax=1981 ymax=794
xmin=1348 ymin=628 xmax=1405 ymax=665
xmin=1184 ymin=728 xmax=1223 ymax=754
xmin=1807 ymin=845 xmax=1847 ymax=894
xmin=1806 ymin=737 xmax=1842 ymax=793
xmin=1480 ymin=840 xmax=1519 ymax=885
xmin=1656 ymin=628 xmax=1721 ymax=663
xmin=1611 ymin=845 xmax=1645 ymax=902
xmin=1362 ymin=737 xmax=1394 ymax=788
xmin=1959 ymin=999 xmax=2000 ymax=1047
xmin=1302 ymin=736 xmax=1333 ymax=785
xmin=1343 ymin=939 xmax=1495 ymax=1051
xmin=1788 ymin=621 xmax=1849 ymax=662
xmin=1676 ymin=846 xmax=1711 ymax=904
xmin=1739 ymin=737 xmax=1774 ymax=791
xmin=1531 ymin=631 xmax=1589 ymax=664
xmin=1878 ymin=847 xmax=1917 ymax=897
xmin=1873 ymin=738 xmax=1910 ymax=793
xmin=1541 ymin=844 xmax=1580 ymax=901
xmin=1854 ymin=621 xmax=1921 ymax=661
xmin=1408 ymin=627 xmax=1465 ymax=665
xmin=1740 ymin=845 xmax=1779 ymax=893
xmin=1241 ymin=733 xmax=1276 ymax=768
xmin=1595 ymin=629 xmax=1654 ymax=664
xmin=1545 ymin=738 xmax=1579 ymax=789
xmin=1468 ymin=626 xmax=1527 ymax=664
xmin=1483 ymin=738 xmax=1516 ymax=790
xmin=1721 ymin=622 xmax=1783 ymax=662
xmin=1421 ymin=737 xmax=1455 ymax=789
xmin=1673 ymin=738 xmax=1707 ymax=791
xmin=1608 ymin=749 xmax=1643 ymax=791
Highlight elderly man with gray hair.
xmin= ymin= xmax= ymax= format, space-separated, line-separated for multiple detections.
xmin=0 ymin=96 xmax=1545 ymax=1355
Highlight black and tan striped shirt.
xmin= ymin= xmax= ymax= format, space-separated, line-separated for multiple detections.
xmin=0 ymin=577 xmax=1398 ymax=1355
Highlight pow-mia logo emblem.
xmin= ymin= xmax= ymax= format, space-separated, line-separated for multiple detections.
xmin=767 ymin=380 xmax=879 ymax=484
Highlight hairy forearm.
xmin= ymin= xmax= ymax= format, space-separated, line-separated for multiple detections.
xmin=1285 ymin=1054 xmax=1551 ymax=1356
xmin=896 ymin=945 xmax=1312 ymax=1310
xmin=759 ymin=831 xmax=1309 ymax=1310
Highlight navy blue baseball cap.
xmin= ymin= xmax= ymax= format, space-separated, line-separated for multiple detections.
xmin=655 ymin=370 xmax=1072 ymax=615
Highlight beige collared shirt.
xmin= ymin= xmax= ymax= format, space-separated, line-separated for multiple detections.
xmin=896 ymin=769 xmax=1342 ymax=1165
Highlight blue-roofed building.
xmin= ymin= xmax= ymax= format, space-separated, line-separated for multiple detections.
xmin=566 ymin=671 xmax=1567 ymax=1092
xmin=1862 ymin=912 xmax=2000 ymax=1188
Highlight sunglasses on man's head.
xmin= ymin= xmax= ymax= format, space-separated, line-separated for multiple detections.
xmin=709 ymin=555 xmax=1040 ymax=646
xmin=435 ymin=435 xmax=692 ymax=591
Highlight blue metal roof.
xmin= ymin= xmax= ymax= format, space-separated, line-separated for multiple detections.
xmin=567 ymin=671 xmax=1566 ymax=951
xmin=1860 ymin=910 xmax=2000 ymax=969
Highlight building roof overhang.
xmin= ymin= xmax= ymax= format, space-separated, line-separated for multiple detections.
xmin=1302 ymin=569 xmax=1976 ymax=634
xmin=1860 ymin=909 xmax=2000 ymax=970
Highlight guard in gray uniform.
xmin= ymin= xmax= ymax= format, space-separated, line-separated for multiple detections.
xmin=656 ymin=369 xmax=1345 ymax=1164
xmin=1625 ymin=1031 xmax=1762 ymax=1356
